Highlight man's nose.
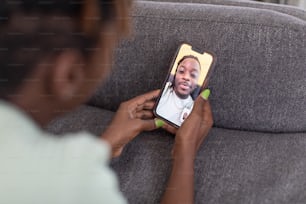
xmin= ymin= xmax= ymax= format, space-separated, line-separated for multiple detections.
xmin=183 ymin=73 xmax=191 ymax=81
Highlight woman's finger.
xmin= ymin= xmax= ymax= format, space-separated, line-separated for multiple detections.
xmin=135 ymin=110 xmax=154 ymax=119
xmin=156 ymin=119 xmax=177 ymax=134
xmin=130 ymin=89 xmax=160 ymax=104
xmin=141 ymin=119 xmax=158 ymax=131
xmin=162 ymin=123 xmax=177 ymax=134
xmin=135 ymin=101 xmax=156 ymax=112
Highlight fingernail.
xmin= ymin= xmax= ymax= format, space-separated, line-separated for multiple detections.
xmin=200 ymin=89 xmax=210 ymax=100
xmin=155 ymin=119 xmax=164 ymax=128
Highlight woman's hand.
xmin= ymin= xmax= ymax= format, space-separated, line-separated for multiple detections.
xmin=161 ymin=89 xmax=213 ymax=204
xmin=158 ymin=89 xmax=213 ymax=159
xmin=173 ymin=89 xmax=213 ymax=160
xmin=101 ymin=90 xmax=160 ymax=157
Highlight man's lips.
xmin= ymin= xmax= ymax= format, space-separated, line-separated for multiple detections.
xmin=178 ymin=82 xmax=191 ymax=90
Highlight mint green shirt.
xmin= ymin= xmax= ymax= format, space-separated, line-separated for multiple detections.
xmin=0 ymin=101 xmax=126 ymax=204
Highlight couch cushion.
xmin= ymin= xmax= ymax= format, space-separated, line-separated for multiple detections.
xmin=89 ymin=1 xmax=306 ymax=132
xmin=46 ymin=106 xmax=306 ymax=203
xmin=111 ymin=127 xmax=306 ymax=204
xmin=46 ymin=105 xmax=114 ymax=136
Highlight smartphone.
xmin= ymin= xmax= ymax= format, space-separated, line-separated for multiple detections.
xmin=153 ymin=43 xmax=216 ymax=128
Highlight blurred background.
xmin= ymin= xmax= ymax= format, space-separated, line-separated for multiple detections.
xmin=253 ymin=0 xmax=305 ymax=9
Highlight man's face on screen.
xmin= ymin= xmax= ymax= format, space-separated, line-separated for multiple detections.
xmin=174 ymin=57 xmax=200 ymax=99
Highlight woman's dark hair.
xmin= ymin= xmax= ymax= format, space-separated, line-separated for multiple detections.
xmin=171 ymin=55 xmax=201 ymax=100
xmin=0 ymin=0 xmax=131 ymax=98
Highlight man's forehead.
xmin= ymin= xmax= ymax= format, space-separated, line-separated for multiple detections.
xmin=180 ymin=59 xmax=200 ymax=72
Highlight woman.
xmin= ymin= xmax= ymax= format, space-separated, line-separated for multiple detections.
xmin=0 ymin=1 xmax=213 ymax=203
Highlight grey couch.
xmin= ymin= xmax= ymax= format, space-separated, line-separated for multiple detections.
xmin=47 ymin=0 xmax=306 ymax=203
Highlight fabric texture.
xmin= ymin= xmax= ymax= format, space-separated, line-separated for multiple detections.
xmin=0 ymin=101 xmax=126 ymax=204
xmin=112 ymin=127 xmax=306 ymax=204
xmin=46 ymin=105 xmax=114 ymax=136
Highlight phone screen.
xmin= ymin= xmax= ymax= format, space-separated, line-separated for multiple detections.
xmin=153 ymin=43 xmax=216 ymax=127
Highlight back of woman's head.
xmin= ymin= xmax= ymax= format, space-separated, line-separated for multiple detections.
xmin=0 ymin=0 xmax=132 ymax=98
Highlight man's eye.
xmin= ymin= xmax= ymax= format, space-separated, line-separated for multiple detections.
xmin=191 ymin=73 xmax=198 ymax=78
xmin=178 ymin=67 xmax=185 ymax=73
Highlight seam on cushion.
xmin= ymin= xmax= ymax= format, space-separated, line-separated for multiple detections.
xmin=188 ymin=3 xmax=306 ymax=21
xmin=131 ymin=15 xmax=306 ymax=31
xmin=136 ymin=1 xmax=306 ymax=16
xmin=213 ymin=124 xmax=306 ymax=134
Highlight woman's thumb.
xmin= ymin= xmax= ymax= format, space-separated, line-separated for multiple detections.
xmin=192 ymin=89 xmax=211 ymax=113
